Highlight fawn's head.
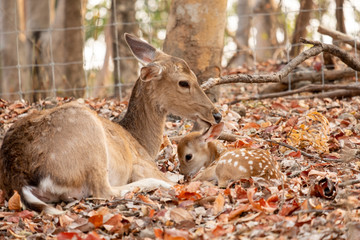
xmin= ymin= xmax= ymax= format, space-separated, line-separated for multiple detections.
xmin=177 ymin=122 xmax=224 ymax=177
xmin=125 ymin=33 xmax=222 ymax=126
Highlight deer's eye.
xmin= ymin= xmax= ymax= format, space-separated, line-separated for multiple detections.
xmin=185 ymin=154 xmax=193 ymax=161
xmin=179 ymin=81 xmax=190 ymax=88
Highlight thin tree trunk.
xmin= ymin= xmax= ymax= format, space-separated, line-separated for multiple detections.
xmin=93 ymin=24 xmax=112 ymax=98
xmin=48 ymin=0 xmax=85 ymax=98
xmin=111 ymin=0 xmax=139 ymax=97
xmin=335 ymin=0 xmax=346 ymax=33
xmin=0 ymin=0 xmax=20 ymax=100
xmin=25 ymin=0 xmax=51 ymax=101
xmin=253 ymin=0 xmax=278 ymax=62
xmin=163 ymin=0 xmax=227 ymax=102
xmin=290 ymin=0 xmax=313 ymax=57
xmin=228 ymin=0 xmax=254 ymax=68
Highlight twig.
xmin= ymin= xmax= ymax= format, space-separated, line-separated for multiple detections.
xmin=92 ymin=198 xmax=159 ymax=210
xmin=201 ymin=39 xmax=360 ymax=91
xmin=229 ymin=84 xmax=360 ymax=104
xmin=266 ymin=139 xmax=342 ymax=162
xmin=293 ymin=209 xmax=331 ymax=215
xmin=338 ymin=179 xmax=360 ymax=187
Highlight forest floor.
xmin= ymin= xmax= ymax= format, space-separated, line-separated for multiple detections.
xmin=0 ymin=63 xmax=360 ymax=239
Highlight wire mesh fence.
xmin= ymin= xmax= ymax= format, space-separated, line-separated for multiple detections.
xmin=0 ymin=0 xmax=359 ymax=102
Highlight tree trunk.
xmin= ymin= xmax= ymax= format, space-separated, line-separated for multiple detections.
xmin=48 ymin=0 xmax=85 ymax=98
xmin=290 ymin=0 xmax=313 ymax=57
xmin=93 ymin=24 xmax=112 ymax=98
xmin=228 ymin=0 xmax=254 ymax=68
xmin=253 ymin=0 xmax=277 ymax=62
xmin=0 ymin=0 xmax=20 ymax=100
xmin=25 ymin=0 xmax=51 ymax=101
xmin=335 ymin=0 xmax=346 ymax=33
xmin=163 ymin=0 xmax=227 ymax=102
xmin=111 ymin=0 xmax=139 ymax=97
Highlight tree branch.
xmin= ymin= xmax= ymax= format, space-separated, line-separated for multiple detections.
xmin=318 ymin=25 xmax=360 ymax=50
xmin=201 ymin=39 xmax=360 ymax=91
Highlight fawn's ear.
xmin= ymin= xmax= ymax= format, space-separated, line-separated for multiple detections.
xmin=124 ymin=33 xmax=156 ymax=65
xmin=200 ymin=122 xmax=224 ymax=143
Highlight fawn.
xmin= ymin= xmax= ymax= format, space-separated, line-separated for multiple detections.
xmin=0 ymin=34 xmax=222 ymax=214
xmin=177 ymin=123 xmax=281 ymax=187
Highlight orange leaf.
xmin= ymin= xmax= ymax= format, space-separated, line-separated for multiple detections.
xmin=176 ymin=191 xmax=202 ymax=201
xmin=85 ymin=231 xmax=104 ymax=240
xmin=247 ymin=188 xmax=262 ymax=211
xmin=138 ymin=194 xmax=156 ymax=205
xmin=211 ymin=225 xmax=234 ymax=237
xmin=288 ymin=150 xmax=301 ymax=158
xmin=88 ymin=214 xmax=103 ymax=228
xmin=223 ymin=188 xmax=231 ymax=196
xmin=235 ymin=185 xmax=247 ymax=199
xmin=228 ymin=204 xmax=251 ymax=221
xmin=57 ymin=232 xmax=82 ymax=240
xmin=154 ymin=228 xmax=164 ymax=239
xmin=279 ymin=200 xmax=300 ymax=216
xmin=243 ymin=122 xmax=260 ymax=130
xmin=149 ymin=208 xmax=156 ymax=218
xmin=8 ymin=190 xmax=22 ymax=211
xmin=164 ymin=228 xmax=188 ymax=240
xmin=213 ymin=194 xmax=225 ymax=215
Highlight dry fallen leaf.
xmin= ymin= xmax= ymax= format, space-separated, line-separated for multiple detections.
xmin=8 ymin=190 xmax=22 ymax=211
xmin=213 ymin=193 xmax=225 ymax=215
xmin=170 ymin=207 xmax=193 ymax=224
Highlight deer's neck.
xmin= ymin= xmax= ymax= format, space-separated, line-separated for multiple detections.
xmin=119 ymin=80 xmax=166 ymax=159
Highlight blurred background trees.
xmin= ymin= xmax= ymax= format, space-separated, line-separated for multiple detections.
xmin=0 ymin=0 xmax=359 ymax=101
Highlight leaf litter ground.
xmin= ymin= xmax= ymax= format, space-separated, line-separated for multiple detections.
xmin=0 ymin=84 xmax=360 ymax=239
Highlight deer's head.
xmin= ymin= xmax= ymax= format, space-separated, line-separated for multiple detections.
xmin=125 ymin=33 xmax=222 ymax=126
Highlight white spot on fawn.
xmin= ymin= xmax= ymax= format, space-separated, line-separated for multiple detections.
xmin=238 ymin=166 xmax=247 ymax=172
xmin=234 ymin=161 xmax=238 ymax=167
xmin=227 ymin=159 xmax=232 ymax=164
xmin=248 ymin=160 xmax=253 ymax=165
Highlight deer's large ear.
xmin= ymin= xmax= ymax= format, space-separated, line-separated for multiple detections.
xmin=124 ymin=33 xmax=156 ymax=65
xmin=200 ymin=122 xmax=224 ymax=143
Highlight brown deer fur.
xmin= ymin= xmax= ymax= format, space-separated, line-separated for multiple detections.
xmin=0 ymin=34 xmax=221 ymax=214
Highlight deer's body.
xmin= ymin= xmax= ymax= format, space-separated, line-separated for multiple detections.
xmin=0 ymin=34 xmax=221 ymax=214
xmin=178 ymin=123 xmax=281 ymax=187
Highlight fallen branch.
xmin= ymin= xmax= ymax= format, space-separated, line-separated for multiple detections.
xmin=229 ymin=84 xmax=360 ymax=104
xmin=201 ymin=39 xmax=360 ymax=91
xmin=291 ymin=89 xmax=360 ymax=100
xmin=281 ymin=68 xmax=358 ymax=84
xmin=266 ymin=139 xmax=342 ymax=162
xmin=318 ymin=25 xmax=360 ymax=50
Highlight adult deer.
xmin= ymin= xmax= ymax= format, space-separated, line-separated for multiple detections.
xmin=0 ymin=34 xmax=221 ymax=214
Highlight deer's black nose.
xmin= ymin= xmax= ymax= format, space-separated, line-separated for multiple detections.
xmin=213 ymin=112 xmax=222 ymax=123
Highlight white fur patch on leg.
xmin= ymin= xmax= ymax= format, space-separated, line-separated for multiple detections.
xmin=22 ymin=186 xmax=64 ymax=215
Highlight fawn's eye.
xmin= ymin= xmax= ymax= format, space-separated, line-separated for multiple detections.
xmin=185 ymin=154 xmax=193 ymax=161
xmin=179 ymin=81 xmax=190 ymax=88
